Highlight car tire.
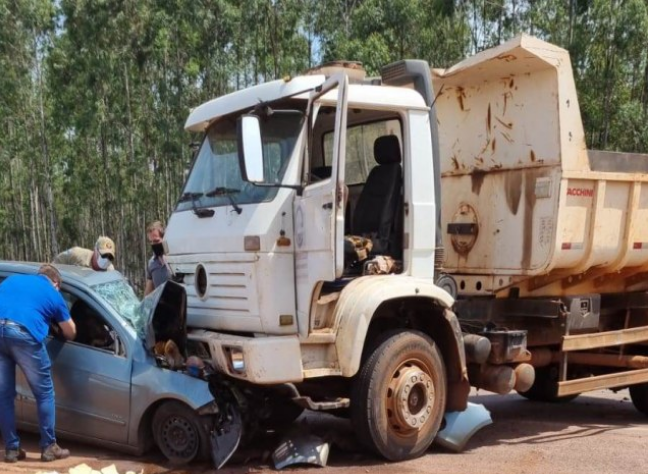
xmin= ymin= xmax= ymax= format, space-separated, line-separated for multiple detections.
xmin=351 ymin=329 xmax=447 ymax=461
xmin=152 ymin=401 xmax=210 ymax=464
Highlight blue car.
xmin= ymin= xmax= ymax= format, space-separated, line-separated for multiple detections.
xmin=0 ymin=261 xmax=237 ymax=465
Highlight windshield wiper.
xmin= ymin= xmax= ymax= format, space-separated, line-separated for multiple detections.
xmin=205 ymin=187 xmax=242 ymax=215
xmin=178 ymin=192 xmax=215 ymax=218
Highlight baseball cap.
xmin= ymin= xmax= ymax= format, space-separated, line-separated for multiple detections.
xmin=96 ymin=236 xmax=116 ymax=258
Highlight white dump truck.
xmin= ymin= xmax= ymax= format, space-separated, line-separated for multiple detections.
xmin=165 ymin=34 xmax=648 ymax=461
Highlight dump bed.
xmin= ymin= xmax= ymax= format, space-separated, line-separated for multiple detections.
xmin=432 ymin=35 xmax=648 ymax=298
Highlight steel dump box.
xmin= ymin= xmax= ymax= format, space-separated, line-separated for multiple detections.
xmin=432 ymin=35 xmax=648 ymax=297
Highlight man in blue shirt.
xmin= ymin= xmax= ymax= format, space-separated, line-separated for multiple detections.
xmin=0 ymin=264 xmax=77 ymax=463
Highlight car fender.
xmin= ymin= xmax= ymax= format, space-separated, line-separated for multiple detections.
xmin=128 ymin=361 xmax=215 ymax=445
xmin=333 ymin=275 xmax=455 ymax=377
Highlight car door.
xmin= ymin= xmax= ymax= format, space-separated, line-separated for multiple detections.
xmin=20 ymin=289 xmax=132 ymax=445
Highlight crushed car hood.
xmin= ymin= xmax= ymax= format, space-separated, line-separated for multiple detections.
xmin=137 ymin=280 xmax=187 ymax=355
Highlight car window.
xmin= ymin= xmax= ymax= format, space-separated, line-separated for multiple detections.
xmin=92 ymin=279 xmax=143 ymax=335
xmin=60 ymin=290 xmax=125 ymax=357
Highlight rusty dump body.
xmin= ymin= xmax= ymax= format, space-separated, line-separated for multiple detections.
xmin=430 ymin=36 xmax=648 ymax=402
xmin=433 ymin=35 xmax=648 ymax=299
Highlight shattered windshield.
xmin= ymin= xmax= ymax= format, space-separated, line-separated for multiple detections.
xmin=176 ymin=110 xmax=304 ymax=212
xmin=92 ymin=279 xmax=145 ymax=335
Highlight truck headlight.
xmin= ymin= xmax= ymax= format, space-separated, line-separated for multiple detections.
xmin=225 ymin=346 xmax=245 ymax=374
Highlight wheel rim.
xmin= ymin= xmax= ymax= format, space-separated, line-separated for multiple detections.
xmin=160 ymin=415 xmax=199 ymax=460
xmin=386 ymin=360 xmax=436 ymax=434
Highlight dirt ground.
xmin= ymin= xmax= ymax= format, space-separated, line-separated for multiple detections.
xmin=4 ymin=388 xmax=648 ymax=474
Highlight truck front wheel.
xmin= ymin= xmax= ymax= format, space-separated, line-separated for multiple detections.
xmin=351 ymin=330 xmax=447 ymax=461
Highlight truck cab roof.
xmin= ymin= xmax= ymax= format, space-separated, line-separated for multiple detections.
xmin=184 ymin=75 xmax=427 ymax=133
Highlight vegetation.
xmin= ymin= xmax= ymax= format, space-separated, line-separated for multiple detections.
xmin=1 ymin=0 xmax=647 ymax=292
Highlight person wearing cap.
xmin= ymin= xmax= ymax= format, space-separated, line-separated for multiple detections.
xmin=53 ymin=236 xmax=116 ymax=271
xmin=144 ymin=221 xmax=172 ymax=296
xmin=0 ymin=264 xmax=76 ymax=463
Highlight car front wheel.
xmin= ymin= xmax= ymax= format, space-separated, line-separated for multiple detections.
xmin=152 ymin=401 xmax=210 ymax=464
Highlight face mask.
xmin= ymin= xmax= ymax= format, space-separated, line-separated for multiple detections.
xmin=151 ymin=243 xmax=165 ymax=257
xmin=96 ymin=254 xmax=111 ymax=270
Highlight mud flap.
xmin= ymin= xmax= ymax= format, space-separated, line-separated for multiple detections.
xmin=209 ymin=402 xmax=243 ymax=469
xmin=435 ymin=402 xmax=492 ymax=452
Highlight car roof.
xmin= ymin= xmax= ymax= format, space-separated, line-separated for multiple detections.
xmin=0 ymin=261 xmax=124 ymax=288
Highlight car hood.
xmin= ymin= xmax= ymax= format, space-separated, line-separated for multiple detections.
xmin=138 ymin=280 xmax=187 ymax=355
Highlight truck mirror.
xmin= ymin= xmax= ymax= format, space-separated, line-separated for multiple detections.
xmin=237 ymin=115 xmax=265 ymax=183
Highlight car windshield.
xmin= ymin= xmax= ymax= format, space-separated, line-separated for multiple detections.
xmin=92 ymin=279 xmax=144 ymax=334
xmin=176 ymin=110 xmax=304 ymax=212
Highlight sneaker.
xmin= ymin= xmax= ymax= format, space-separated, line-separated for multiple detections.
xmin=41 ymin=443 xmax=70 ymax=462
xmin=4 ymin=447 xmax=26 ymax=463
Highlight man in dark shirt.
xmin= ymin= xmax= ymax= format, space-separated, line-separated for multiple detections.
xmin=144 ymin=221 xmax=172 ymax=296
xmin=0 ymin=264 xmax=77 ymax=463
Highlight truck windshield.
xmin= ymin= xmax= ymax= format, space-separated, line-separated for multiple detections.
xmin=177 ymin=110 xmax=304 ymax=212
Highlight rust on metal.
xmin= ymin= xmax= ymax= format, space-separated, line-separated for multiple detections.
xmin=562 ymin=325 xmax=648 ymax=352
xmin=496 ymin=54 xmax=518 ymax=62
xmin=495 ymin=117 xmax=513 ymax=129
xmin=557 ymin=368 xmax=648 ymax=397
xmin=487 ymin=103 xmax=492 ymax=135
xmin=451 ymin=154 xmax=460 ymax=171
xmin=456 ymin=86 xmax=466 ymax=111
xmin=499 ymin=130 xmax=513 ymax=143
xmin=504 ymin=171 xmax=523 ymax=215
xmin=471 ymin=171 xmax=486 ymax=194
xmin=565 ymin=352 xmax=648 ymax=369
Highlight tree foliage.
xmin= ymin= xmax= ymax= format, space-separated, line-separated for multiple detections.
xmin=1 ymin=0 xmax=647 ymax=292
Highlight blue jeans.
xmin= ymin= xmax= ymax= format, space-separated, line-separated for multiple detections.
xmin=0 ymin=319 xmax=56 ymax=450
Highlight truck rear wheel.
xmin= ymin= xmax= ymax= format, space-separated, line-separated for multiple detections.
xmin=351 ymin=330 xmax=447 ymax=461
xmin=629 ymin=383 xmax=648 ymax=415
xmin=517 ymin=365 xmax=578 ymax=403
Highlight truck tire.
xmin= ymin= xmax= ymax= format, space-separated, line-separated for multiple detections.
xmin=517 ymin=365 xmax=578 ymax=403
xmin=351 ymin=330 xmax=447 ymax=461
xmin=152 ymin=401 xmax=210 ymax=464
xmin=629 ymin=383 xmax=648 ymax=415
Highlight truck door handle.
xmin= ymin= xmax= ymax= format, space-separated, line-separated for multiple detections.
xmin=322 ymin=202 xmax=333 ymax=210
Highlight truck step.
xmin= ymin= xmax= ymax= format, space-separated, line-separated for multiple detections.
xmin=557 ymin=368 xmax=648 ymax=397
xmin=562 ymin=325 xmax=648 ymax=352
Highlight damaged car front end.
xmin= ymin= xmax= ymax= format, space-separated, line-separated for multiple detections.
xmin=104 ymin=277 xmax=245 ymax=468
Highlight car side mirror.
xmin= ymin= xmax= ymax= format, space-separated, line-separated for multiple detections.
xmin=237 ymin=115 xmax=265 ymax=183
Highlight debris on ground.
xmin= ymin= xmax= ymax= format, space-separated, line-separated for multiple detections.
xmin=272 ymin=433 xmax=330 ymax=469
xmin=34 ymin=463 xmax=143 ymax=474
xmin=435 ymin=402 xmax=492 ymax=452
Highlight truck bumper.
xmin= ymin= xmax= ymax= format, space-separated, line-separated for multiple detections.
xmin=189 ymin=329 xmax=304 ymax=383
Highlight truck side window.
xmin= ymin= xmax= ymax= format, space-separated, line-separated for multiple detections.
xmin=323 ymin=118 xmax=402 ymax=185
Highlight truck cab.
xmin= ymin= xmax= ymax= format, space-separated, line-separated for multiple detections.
xmin=166 ymin=65 xmax=468 ymax=460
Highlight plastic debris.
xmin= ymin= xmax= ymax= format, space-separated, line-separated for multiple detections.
xmin=435 ymin=402 xmax=492 ymax=452
xmin=272 ymin=433 xmax=330 ymax=469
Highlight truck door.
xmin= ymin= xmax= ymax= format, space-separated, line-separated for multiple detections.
xmin=293 ymin=75 xmax=348 ymax=326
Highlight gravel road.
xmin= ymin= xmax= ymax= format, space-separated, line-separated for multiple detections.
xmin=4 ymin=388 xmax=648 ymax=474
